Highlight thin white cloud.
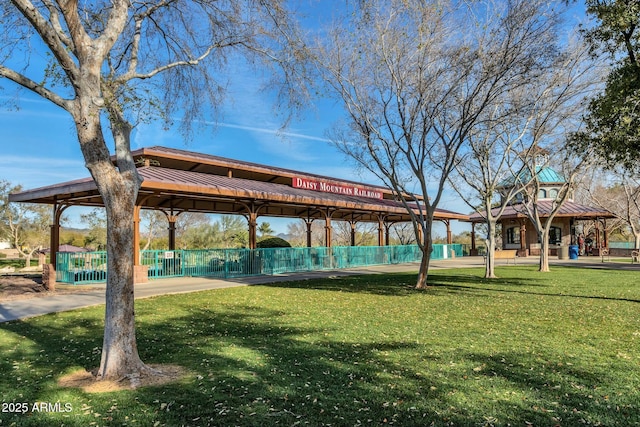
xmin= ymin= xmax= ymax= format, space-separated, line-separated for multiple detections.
xmin=0 ymin=156 xmax=83 ymax=168
xmin=215 ymin=121 xmax=331 ymax=143
xmin=132 ymin=122 xmax=176 ymax=148
xmin=0 ymin=156 xmax=87 ymax=188
xmin=208 ymin=117 xmax=332 ymax=162
xmin=0 ymin=96 xmax=70 ymax=117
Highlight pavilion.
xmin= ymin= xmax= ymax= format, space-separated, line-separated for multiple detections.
xmin=467 ymin=165 xmax=614 ymax=257
xmin=10 ymin=146 xmax=468 ymax=281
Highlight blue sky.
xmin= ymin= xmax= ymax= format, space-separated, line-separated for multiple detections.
xmin=0 ymin=86 xmax=468 ymax=237
xmin=0 ymin=90 xmax=471 ymax=239
xmin=0 ymin=1 xmax=589 ymax=237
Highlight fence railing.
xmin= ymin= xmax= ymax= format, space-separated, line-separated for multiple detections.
xmin=56 ymin=251 xmax=108 ymax=284
xmin=56 ymin=243 xmax=464 ymax=285
xmin=609 ymin=242 xmax=639 ymax=249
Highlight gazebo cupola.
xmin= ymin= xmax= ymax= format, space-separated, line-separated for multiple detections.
xmin=499 ymin=149 xmax=573 ymax=205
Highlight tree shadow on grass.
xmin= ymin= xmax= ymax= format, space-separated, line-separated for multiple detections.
xmin=427 ymin=280 xmax=640 ymax=304
xmin=256 ymin=273 xmax=419 ymax=296
xmin=261 ymin=269 xmax=546 ymax=297
xmin=1 ymin=296 xmax=638 ymax=426
xmin=458 ymin=350 xmax=640 ymax=426
xmin=0 ymin=305 xmax=452 ymax=426
xmin=260 ymin=270 xmax=640 ymax=305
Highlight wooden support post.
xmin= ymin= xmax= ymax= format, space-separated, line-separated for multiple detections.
xmin=248 ymin=213 xmax=258 ymax=249
xmin=167 ymin=215 xmax=178 ymax=250
xmin=306 ymin=220 xmax=313 ymax=248
xmin=350 ymin=221 xmax=356 ymax=246
xmin=519 ymin=220 xmax=528 ymax=257
xmin=49 ymin=203 xmax=63 ymax=270
xmin=385 ymin=223 xmax=391 ymax=246
xmin=325 ymin=216 xmax=332 ymax=248
xmin=470 ymin=222 xmax=477 ymax=255
xmin=49 ymin=223 xmax=59 ymax=267
xmin=45 ymin=203 xmax=66 ymax=291
xmin=238 ymin=202 xmax=264 ymax=250
xmin=133 ymin=205 xmax=148 ymax=284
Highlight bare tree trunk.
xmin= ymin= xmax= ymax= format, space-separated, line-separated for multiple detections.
xmin=485 ymin=219 xmax=498 ymax=279
xmin=17 ymin=248 xmax=39 ymax=268
xmin=631 ymin=222 xmax=640 ymax=250
xmin=98 ymin=177 xmax=148 ymax=380
xmin=416 ymin=232 xmax=431 ymax=289
xmin=539 ymin=233 xmax=550 ymax=272
xmin=74 ymin=103 xmax=148 ymax=381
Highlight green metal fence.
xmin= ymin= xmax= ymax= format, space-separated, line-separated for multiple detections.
xmin=609 ymin=242 xmax=638 ymax=249
xmin=56 ymin=243 xmax=464 ymax=284
xmin=56 ymin=251 xmax=108 ymax=284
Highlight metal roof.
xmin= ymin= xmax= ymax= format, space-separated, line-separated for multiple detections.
xmin=467 ymin=200 xmax=614 ymax=223
xmin=499 ymin=166 xmax=566 ymax=188
xmin=536 ymin=167 xmax=565 ymax=183
xmin=133 ymin=145 xmax=398 ymax=194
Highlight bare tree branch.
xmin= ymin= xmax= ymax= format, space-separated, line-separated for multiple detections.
xmin=0 ymin=65 xmax=72 ymax=110
xmin=10 ymin=0 xmax=79 ymax=85
xmin=318 ymin=0 xmax=569 ymax=287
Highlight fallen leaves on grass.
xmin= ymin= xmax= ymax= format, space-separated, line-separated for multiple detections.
xmin=58 ymin=364 xmax=190 ymax=393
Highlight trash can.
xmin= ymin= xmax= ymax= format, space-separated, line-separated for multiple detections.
xmin=558 ymin=245 xmax=569 ymax=260
xmin=569 ymin=245 xmax=579 ymax=260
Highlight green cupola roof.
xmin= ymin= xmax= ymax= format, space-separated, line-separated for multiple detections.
xmin=499 ymin=166 xmax=566 ymax=188
xmin=535 ymin=166 xmax=565 ymax=183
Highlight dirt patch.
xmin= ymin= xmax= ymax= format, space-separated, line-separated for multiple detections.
xmin=58 ymin=364 xmax=190 ymax=393
xmin=0 ymin=275 xmax=101 ymax=301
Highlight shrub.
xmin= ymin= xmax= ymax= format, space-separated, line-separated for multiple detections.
xmin=257 ymin=237 xmax=291 ymax=248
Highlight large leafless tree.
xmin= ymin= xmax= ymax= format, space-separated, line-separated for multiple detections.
xmin=514 ymin=148 xmax=595 ymax=271
xmin=0 ymin=0 xmax=305 ymax=382
xmin=450 ymin=95 xmax=532 ymax=278
xmin=452 ymin=37 xmax=599 ymax=277
xmin=316 ymin=0 xmax=569 ymax=288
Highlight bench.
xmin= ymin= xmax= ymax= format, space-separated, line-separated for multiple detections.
xmin=483 ymin=249 xmax=518 ymax=265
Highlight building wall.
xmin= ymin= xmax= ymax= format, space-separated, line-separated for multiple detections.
xmin=502 ymin=217 xmax=573 ymax=255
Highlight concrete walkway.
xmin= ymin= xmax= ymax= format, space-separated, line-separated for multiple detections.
xmin=1 ymin=256 xmax=637 ymax=323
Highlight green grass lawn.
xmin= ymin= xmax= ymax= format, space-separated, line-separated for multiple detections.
xmin=0 ymin=258 xmax=40 ymax=268
xmin=1 ymin=266 xmax=639 ymax=426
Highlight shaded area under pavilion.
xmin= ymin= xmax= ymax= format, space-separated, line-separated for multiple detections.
xmin=9 ymin=146 xmax=469 ymax=282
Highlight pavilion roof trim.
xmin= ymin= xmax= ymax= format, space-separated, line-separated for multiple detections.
xmin=133 ymin=145 xmax=401 ymax=196
xmin=138 ymin=166 xmax=414 ymax=214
